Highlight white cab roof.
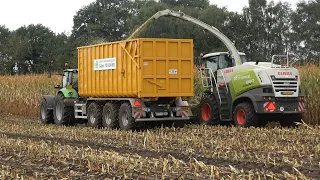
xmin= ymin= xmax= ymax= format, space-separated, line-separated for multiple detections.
xmin=203 ymin=52 xmax=246 ymax=58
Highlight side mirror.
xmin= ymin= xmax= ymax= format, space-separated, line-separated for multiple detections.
xmin=54 ymin=84 xmax=61 ymax=89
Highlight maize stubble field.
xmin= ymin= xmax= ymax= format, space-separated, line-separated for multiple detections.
xmin=0 ymin=65 xmax=320 ymax=179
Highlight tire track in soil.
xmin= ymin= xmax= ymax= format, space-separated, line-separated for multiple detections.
xmin=0 ymin=154 xmax=116 ymax=180
xmin=1 ymin=132 xmax=319 ymax=178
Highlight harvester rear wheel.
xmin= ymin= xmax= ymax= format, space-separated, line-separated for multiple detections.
xmin=53 ymin=94 xmax=74 ymax=125
xmin=102 ymin=102 xmax=119 ymax=129
xmin=118 ymin=103 xmax=135 ymax=130
xmin=279 ymin=114 xmax=302 ymax=128
xmin=40 ymin=99 xmax=54 ymax=124
xmin=198 ymin=94 xmax=220 ymax=125
xmin=87 ymin=102 xmax=103 ymax=128
xmin=233 ymin=102 xmax=258 ymax=127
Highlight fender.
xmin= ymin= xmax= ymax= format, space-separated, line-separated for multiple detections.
xmin=42 ymin=95 xmax=55 ymax=110
xmin=59 ymin=88 xmax=79 ymax=98
xmin=233 ymin=92 xmax=259 ymax=113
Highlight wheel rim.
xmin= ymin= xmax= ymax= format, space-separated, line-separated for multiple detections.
xmin=122 ymin=110 xmax=129 ymax=126
xmin=201 ymin=103 xmax=211 ymax=121
xmin=104 ymin=109 xmax=112 ymax=125
xmin=236 ymin=109 xmax=246 ymax=125
xmin=89 ymin=109 xmax=96 ymax=124
xmin=41 ymin=103 xmax=47 ymax=120
xmin=55 ymin=102 xmax=63 ymax=121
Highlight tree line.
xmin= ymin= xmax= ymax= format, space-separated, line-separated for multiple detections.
xmin=0 ymin=0 xmax=319 ymax=74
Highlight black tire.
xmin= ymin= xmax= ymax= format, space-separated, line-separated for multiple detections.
xmin=233 ymin=102 xmax=258 ymax=127
xmin=118 ymin=103 xmax=135 ymax=130
xmin=198 ymin=94 xmax=220 ymax=125
xmin=279 ymin=114 xmax=302 ymax=128
xmin=87 ymin=102 xmax=102 ymax=128
xmin=53 ymin=94 xmax=74 ymax=125
xmin=40 ymin=99 xmax=54 ymax=124
xmin=102 ymin=102 xmax=119 ymax=129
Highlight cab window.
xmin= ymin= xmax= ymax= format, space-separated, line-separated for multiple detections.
xmin=219 ymin=55 xmax=233 ymax=69
xmin=205 ymin=56 xmax=219 ymax=72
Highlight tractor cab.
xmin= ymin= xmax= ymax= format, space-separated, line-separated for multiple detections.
xmin=55 ymin=69 xmax=78 ymax=91
xmin=200 ymin=52 xmax=247 ymax=72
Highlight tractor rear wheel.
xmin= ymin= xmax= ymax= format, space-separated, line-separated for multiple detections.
xmin=233 ymin=102 xmax=258 ymax=127
xmin=198 ymin=94 xmax=220 ymax=125
xmin=53 ymin=94 xmax=74 ymax=125
xmin=40 ymin=99 xmax=54 ymax=124
xmin=279 ymin=114 xmax=302 ymax=128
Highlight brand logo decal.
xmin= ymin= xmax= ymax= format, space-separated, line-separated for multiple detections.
xmin=234 ymin=74 xmax=251 ymax=81
xmin=278 ymin=72 xmax=292 ymax=76
xmin=224 ymin=69 xmax=234 ymax=74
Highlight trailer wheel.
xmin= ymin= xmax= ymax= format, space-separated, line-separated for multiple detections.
xmin=40 ymin=99 xmax=54 ymax=124
xmin=53 ymin=94 xmax=74 ymax=125
xmin=279 ymin=114 xmax=302 ymax=128
xmin=118 ymin=103 xmax=135 ymax=130
xmin=102 ymin=102 xmax=119 ymax=129
xmin=233 ymin=102 xmax=258 ymax=127
xmin=198 ymin=94 xmax=220 ymax=125
xmin=87 ymin=102 xmax=102 ymax=128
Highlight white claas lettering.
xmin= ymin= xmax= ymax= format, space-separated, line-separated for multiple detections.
xmin=278 ymin=72 xmax=292 ymax=76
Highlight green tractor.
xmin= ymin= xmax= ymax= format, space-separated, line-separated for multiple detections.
xmin=40 ymin=69 xmax=79 ymax=125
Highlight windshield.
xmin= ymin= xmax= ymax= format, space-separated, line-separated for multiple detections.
xmin=205 ymin=56 xmax=219 ymax=72
xmin=62 ymin=71 xmax=69 ymax=87
xmin=220 ymin=55 xmax=233 ymax=69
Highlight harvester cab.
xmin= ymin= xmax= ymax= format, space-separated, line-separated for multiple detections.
xmin=199 ymin=52 xmax=247 ymax=86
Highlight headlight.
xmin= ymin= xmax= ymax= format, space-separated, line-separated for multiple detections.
xmin=270 ymin=75 xmax=276 ymax=80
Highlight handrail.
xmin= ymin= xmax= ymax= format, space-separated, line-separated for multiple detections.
xmin=271 ymin=53 xmax=289 ymax=68
xmin=219 ymin=70 xmax=229 ymax=94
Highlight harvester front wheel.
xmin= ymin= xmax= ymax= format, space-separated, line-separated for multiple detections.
xmin=198 ymin=94 xmax=220 ymax=125
xmin=102 ymin=102 xmax=119 ymax=129
xmin=118 ymin=103 xmax=135 ymax=130
xmin=233 ymin=102 xmax=258 ymax=127
xmin=87 ymin=102 xmax=103 ymax=128
xmin=40 ymin=99 xmax=54 ymax=124
xmin=53 ymin=94 xmax=74 ymax=125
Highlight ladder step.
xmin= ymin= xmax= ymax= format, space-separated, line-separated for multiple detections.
xmin=75 ymin=115 xmax=87 ymax=119
xmin=75 ymin=110 xmax=83 ymax=113
xmin=75 ymin=104 xmax=85 ymax=107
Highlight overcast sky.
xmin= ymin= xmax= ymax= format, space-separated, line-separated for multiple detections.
xmin=0 ymin=0 xmax=300 ymax=34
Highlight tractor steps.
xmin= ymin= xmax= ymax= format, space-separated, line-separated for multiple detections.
xmin=218 ymin=87 xmax=231 ymax=121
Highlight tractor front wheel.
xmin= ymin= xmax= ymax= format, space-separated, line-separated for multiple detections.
xmin=233 ymin=102 xmax=258 ymax=127
xmin=40 ymin=99 xmax=54 ymax=124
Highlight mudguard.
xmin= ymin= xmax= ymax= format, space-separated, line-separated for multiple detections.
xmin=59 ymin=88 xmax=78 ymax=98
xmin=42 ymin=95 xmax=55 ymax=110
